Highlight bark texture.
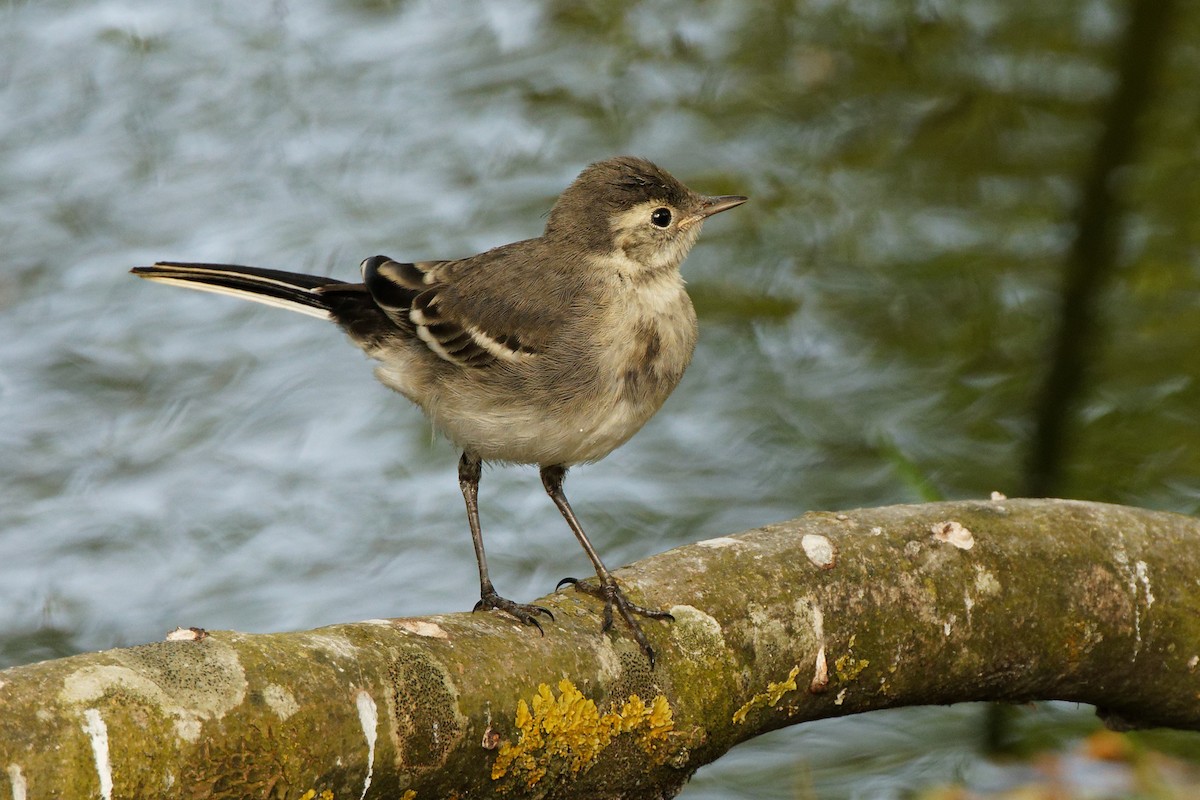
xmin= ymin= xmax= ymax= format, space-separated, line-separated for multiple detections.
xmin=2 ymin=499 xmax=1198 ymax=799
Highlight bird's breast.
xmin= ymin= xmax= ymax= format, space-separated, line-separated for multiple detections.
xmin=535 ymin=285 xmax=694 ymax=465
xmin=594 ymin=269 xmax=698 ymax=419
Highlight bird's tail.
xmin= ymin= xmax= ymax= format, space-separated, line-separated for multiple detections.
xmin=130 ymin=262 xmax=348 ymax=320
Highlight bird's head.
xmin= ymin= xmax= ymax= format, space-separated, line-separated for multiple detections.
xmin=545 ymin=156 xmax=746 ymax=277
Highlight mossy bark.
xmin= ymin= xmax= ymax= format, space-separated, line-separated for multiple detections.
xmin=2 ymin=499 xmax=1198 ymax=799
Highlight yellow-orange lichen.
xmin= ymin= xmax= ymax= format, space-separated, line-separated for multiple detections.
xmin=732 ymin=665 xmax=800 ymax=724
xmin=491 ymin=679 xmax=675 ymax=788
xmin=834 ymin=652 xmax=870 ymax=682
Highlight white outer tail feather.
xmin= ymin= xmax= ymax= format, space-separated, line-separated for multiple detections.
xmin=136 ymin=271 xmax=333 ymax=320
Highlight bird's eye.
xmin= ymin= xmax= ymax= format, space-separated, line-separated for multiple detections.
xmin=650 ymin=207 xmax=672 ymax=228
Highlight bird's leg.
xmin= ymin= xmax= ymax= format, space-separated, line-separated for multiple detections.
xmin=460 ymin=453 xmax=553 ymax=630
xmin=541 ymin=465 xmax=673 ymax=667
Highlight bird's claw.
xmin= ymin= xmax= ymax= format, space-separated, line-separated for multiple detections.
xmin=557 ymin=577 xmax=673 ymax=668
xmin=474 ymin=591 xmax=554 ymax=634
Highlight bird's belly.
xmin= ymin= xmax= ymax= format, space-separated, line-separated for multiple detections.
xmin=428 ymin=392 xmax=655 ymax=466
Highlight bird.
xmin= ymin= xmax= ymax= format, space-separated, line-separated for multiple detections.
xmin=131 ymin=156 xmax=747 ymax=666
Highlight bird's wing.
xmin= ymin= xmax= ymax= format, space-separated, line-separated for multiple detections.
xmin=359 ymin=243 xmax=579 ymax=369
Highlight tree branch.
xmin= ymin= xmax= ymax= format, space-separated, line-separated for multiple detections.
xmin=3 ymin=499 xmax=1198 ymax=799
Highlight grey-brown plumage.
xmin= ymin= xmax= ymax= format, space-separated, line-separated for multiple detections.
xmin=131 ymin=156 xmax=746 ymax=666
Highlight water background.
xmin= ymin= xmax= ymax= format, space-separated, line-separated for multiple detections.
xmin=2 ymin=1 xmax=1199 ymax=796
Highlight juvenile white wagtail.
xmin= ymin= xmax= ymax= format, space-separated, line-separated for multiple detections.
xmin=131 ymin=156 xmax=746 ymax=666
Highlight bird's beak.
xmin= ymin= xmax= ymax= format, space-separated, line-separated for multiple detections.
xmin=697 ymin=195 xmax=748 ymax=218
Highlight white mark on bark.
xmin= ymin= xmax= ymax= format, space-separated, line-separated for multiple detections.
xmin=931 ymin=520 xmax=974 ymax=550
xmin=697 ymin=536 xmax=741 ymax=548
xmin=81 ymin=708 xmax=113 ymax=800
xmin=809 ymin=606 xmax=828 ymax=692
xmin=801 ymin=534 xmax=836 ymax=569
xmin=6 ymin=764 xmax=27 ymax=800
xmin=1131 ymin=560 xmax=1155 ymax=657
xmin=1114 ymin=537 xmax=1155 ymax=657
xmin=164 ymin=627 xmax=207 ymax=641
xmin=356 ymin=690 xmax=378 ymax=800
xmin=263 ymin=684 xmax=300 ymax=720
xmin=811 ymin=645 xmax=829 ymax=693
xmin=306 ymin=634 xmax=358 ymax=660
xmin=973 ymin=565 xmax=1001 ymax=595
xmin=396 ymin=620 xmax=450 ymax=638
xmin=1135 ymin=561 xmax=1155 ymax=607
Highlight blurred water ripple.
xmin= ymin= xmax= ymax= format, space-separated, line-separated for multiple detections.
xmin=1 ymin=0 xmax=1198 ymax=797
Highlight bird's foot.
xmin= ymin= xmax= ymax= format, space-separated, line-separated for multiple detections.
xmin=474 ymin=590 xmax=554 ymax=634
xmin=556 ymin=577 xmax=674 ymax=667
